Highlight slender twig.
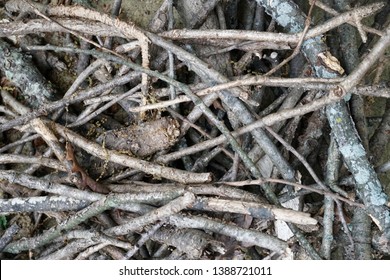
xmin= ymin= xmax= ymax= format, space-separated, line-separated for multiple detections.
xmin=159 ymin=3 xmax=384 ymax=43
xmin=263 ymin=0 xmax=316 ymax=77
xmin=309 ymin=0 xmax=384 ymax=37
xmin=2 ymin=189 xmax=189 ymax=254
xmin=6 ymin=0 xmax=150 ymax=90
xmin=0 ymin=72 xmax=137 ymax=132
xmin=105 ymin=192 xmax=196 ymax=236
xmin=265 ymin=126 xmax=328 ymax=191
xmin=220 ymin=179 xmax=363 ymax=208
xmin=122 ymin=221 xmax=165 ymax=260
xmin=51 ymin=59 xmax=105 ymax=120
xmin=23 ymin=45 xmax=268 ymax=192
xmin=0 ymin=154 xmax=65 ymax=172
xmin=156 ymin=91 xmax=345 ymax=163
xmin=68 ymin=84 xmax=142 ymax=127
xmin=335 ymin=199 xmax=354 ymax=247
xmin=321 ymin=137 xmax=338 ymax=259
xmin=3 ymin=196 xmax=112 ymax=254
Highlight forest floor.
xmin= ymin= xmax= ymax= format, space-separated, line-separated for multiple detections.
xmin=0 ymin=0 xmax=389 ymax=260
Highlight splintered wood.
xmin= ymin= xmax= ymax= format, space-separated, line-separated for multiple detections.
xmin=97 ymin=117 xmax=180 ymax=157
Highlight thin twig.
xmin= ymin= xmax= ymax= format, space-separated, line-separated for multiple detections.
xmin=263 ymin=0 xmax=316 ymax=77
xmin=309 ymin=0 xmax=384 ymax=37
xmin=220 ymin=179 xmax=363 ymax=208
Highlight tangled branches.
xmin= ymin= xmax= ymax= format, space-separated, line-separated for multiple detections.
xmin=0 ymin=0 xmax=389 ymax=260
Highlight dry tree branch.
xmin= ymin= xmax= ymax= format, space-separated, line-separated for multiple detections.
xmin=2 ymin=190 xmax=192 ymax=254
xmin=168 ymin=214 xmax=288 ymax=254
xmin=0 ymin=196 xmax=90 ymax=213
xmin=2 ymin=196 xmax=113 ymax=254
xmin=321 ymin=138 xmax=338 ymax=259
xmin=0 ymin=224 xmax=20 ymax=252
xmin=309 ymin=0 xmax=384 ymax=37
xmin=121 ymin=221 xmax=165 ymax=260
xmin=104 ymin=192 xmax=196 ymax=236
xmin=220 ymin=179 xmax=363 ymax=208
xmin=0 ymin=18 xmax=120 ymax=37
xmin=0 ymin=0 xmax=388 ymax=260
xmin=50 ymin=123 xmax=213 ymax=184
xmin=18 ymin=45 xmax=278 ymax=195
xmin=0 ymin=154 xmax=66 ymax=172
xmin=191 ymin=197 xmax=317 ymax=225
xmin=156 ymin=90 xmax=344 ymax=163
xmin=159 ymin=3 xmax=384 ymax=44
xmin=261 ymin=0 xmax=316 ymax=77
xmin=0 ymin=72 xmax=136 ymax=132
xmin=256 ymin=0 xmax=390 ymax=238
xmin=5 ymin=0 xmax=150 ymax=92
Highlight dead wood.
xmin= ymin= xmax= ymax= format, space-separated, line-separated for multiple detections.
xmin=0 ymin=0 xmax=389 ymax=260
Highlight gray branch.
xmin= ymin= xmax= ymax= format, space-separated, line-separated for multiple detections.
xmin=255 ymin=0 xmax=390 ymax=239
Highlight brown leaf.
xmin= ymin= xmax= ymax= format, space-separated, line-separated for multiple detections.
xmin=65 ymin=142 xmax=109 ymax=194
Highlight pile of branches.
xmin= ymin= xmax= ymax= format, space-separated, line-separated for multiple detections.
xmin=0 ymin=0 xmax=389 ymax=260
